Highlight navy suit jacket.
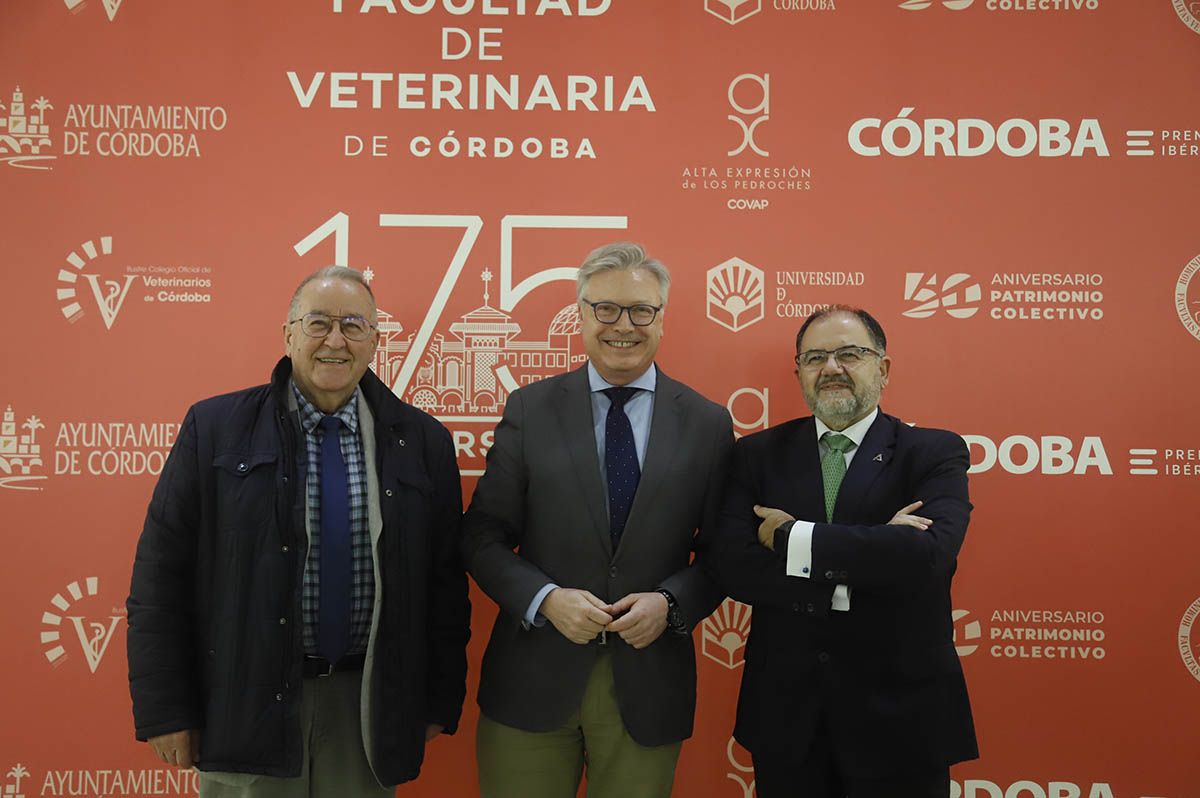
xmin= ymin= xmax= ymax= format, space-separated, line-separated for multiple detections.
xmin=709 ymin=410 xmax=978 ymax=778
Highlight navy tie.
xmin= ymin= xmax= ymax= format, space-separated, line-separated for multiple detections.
xmin=318 ymin=415 xmax=351 ymax=663
xmin=603 ymin=387 xmax=642 ymax=549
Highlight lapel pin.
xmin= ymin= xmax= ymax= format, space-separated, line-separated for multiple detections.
xmin=873 ymin=453 xmax=883 ymax=462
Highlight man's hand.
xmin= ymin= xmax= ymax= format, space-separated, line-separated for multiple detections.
xmin=148 ymin=729 xmax=201 ymax=768
xmin=541 ymin=587 xmax=613 ymax=644
xmin=753 ymin=505 xmax=795 ymax=551
xmin=607 ymin=592 xmax=668 ymax=649
xmin=425 ymin=723 xmax=444 ymax=742
xmin=889 ymin=501 xmax=932 ymax=531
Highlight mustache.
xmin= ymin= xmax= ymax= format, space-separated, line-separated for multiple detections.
xmin=816 ymin=376 xmax=854 ymax=389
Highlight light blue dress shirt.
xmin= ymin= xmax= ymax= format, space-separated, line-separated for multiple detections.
xmin=523 ymin=363 xmax=658 ymax=626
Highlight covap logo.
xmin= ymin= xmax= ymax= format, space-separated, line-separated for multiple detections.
xmin=725 ymin=737 xmax=756 ymax=798
xmin=728 ymin=74 xmax=769 ymax=158
xmin=705 ymin=0 xmax=762 ymax=25
xmin=707 ymin=258 xmax=765 ymax=333
xmin=41 ymin=576 xmax=125 ymax=674
xmin=64 ymin=0 xmax=125 ymax=21
xmin=702 ymin=598 xmax=752 ymax=669
xmin=903 ymin=273 xmax=982 ymax=319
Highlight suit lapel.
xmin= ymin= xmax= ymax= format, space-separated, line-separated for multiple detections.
xmin=832 ymin=411 xmax=896 ymax=523
xmin=777 ymin=417 xmax=827 ymax=523
xmin=554 ymin=366 xmax=611 ymax=557
xmin=617 ymin=370 xmax=685 ymax=556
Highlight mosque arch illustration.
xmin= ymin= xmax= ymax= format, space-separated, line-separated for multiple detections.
xmin=372 ymin=271 xmax=587 ymax=416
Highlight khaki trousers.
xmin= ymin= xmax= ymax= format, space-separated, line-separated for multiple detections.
xmin=476 ymin=651 xmax=682 ymax=798
xmin=198 ymin=671 xmax=392 ymax=798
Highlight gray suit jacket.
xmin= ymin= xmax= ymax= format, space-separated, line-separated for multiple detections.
xmin=461 ymin=364 xmax=733 ymax=746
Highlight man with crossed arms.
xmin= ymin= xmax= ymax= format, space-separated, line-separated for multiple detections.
xmin=710 ymin=305 xmax=978 ymax=798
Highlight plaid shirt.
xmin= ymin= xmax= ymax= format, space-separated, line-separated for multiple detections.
xmin=293 ymin=382 xmax=374 ymax=656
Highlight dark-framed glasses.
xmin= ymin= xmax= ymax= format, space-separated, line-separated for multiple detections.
xmin=582 ymin=299 xmax=663 ymax=327
xmin=288 ymin=312 xmax=377 ymax=342
xmin=795 ymin=345 xmax=882 ymax=369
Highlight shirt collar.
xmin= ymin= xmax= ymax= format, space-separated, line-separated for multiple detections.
xmin=291 ymin=380 xmax=360 ymax=434
xmin=587 ymin=362 xmax=657 ymax=395
xmin=815 ymin=406 xmax=878 ymax=449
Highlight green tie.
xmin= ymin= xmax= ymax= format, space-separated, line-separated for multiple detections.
xmin=821 ymin=432 xmax=856 ymax=522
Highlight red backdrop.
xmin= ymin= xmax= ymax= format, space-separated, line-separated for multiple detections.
xmin=2 ymin=1 xmax=1199 ymax=796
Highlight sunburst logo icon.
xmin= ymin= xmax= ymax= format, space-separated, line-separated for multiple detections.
xmin=707 ymin=258 xmax=765 ymax=333
xmin=55 ymin=235 xmax=138 ymax=329
xmin=41 ymin=576 xmax=124 ymax=673
xmin=702 ymin=598 xmax=753 ymax=669
xmin=64 ymin=0 xmax=125 ymax=21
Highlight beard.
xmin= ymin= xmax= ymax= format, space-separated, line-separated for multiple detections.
xmin=804 ymin=374 xmax=882 ymax=430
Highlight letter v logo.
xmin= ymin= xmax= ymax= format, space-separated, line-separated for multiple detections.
xmin=68 ymin=616 xmax=123 ymax=673
xmin=82 ymin=274 xmax=136 ymax=329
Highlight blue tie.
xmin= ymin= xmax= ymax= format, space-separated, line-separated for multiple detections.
xmin=318 ymin=415 xmax=351 ymax=663
xmin=603 ymin=387 xmax=642 ymax=549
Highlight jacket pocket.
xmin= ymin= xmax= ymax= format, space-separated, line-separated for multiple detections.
xmin=212 ymin=451 xmax=278 ymax=530
xmin=212 ymin=451 xmax=277 ymax=476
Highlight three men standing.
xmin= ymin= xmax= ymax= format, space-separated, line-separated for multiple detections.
xmin=128 ymin=258 xmax=974 ymax=798
xmin=711 ymin=306 xmax=978 ymax=798
xmin=462 ymin=243 xmax=734 ymax=798
xmin=127 ymin=266 xmax=471 ymax=795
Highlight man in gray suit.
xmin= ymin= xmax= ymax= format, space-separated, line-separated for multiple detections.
xmin=461 ymin=242 xmax=734 ymax=798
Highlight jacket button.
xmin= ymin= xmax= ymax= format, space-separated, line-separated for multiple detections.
xmin=282 ymin=545 xmax=289 ymax=553
xmin=385 ymin=489 xmax=394 ymax=497
xmin=397 ymin=439 xmax=406 ymax=447
xmin=806 ymin=603 xmax=815 ymax=614
xmin=275 ymin=693 xmax=283 ymax=701
xmin=237 ymin=462 xmax=247 ymax=472
xmin=817 ymin=651 xmax=830 ymax=664
xmin=824 ymin=570 xmax=835 ymax=580
xmin=791 ymin=602 xmax=801 ymax=613
xmin=282 ymin=475 xmax=289 ymax=484
xmin=609 ymin=566 xmax=617 ymax=577
xmin=278 ymin=617 xmax=287 ymax=625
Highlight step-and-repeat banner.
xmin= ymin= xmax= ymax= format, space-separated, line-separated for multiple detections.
xmin=2 ymin=1 xmax=1198 ymax=796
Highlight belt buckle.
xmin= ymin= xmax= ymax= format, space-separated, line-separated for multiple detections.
xmin=596 ymin=630 xmax=607 ymax=647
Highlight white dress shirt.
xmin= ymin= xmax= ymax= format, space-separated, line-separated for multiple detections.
xmin=784 ymin=407 xmax=879 ymax=612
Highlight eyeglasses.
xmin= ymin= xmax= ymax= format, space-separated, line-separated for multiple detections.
xmin=288 ymin=312 xmax=377 ymax=342
xmin=795 ymin=345 xmax=882 ymax=370
xmin=581 ymin=299 xmax=663 ymax=327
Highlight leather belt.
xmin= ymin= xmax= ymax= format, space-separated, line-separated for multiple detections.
xmin=302 ymin=653 xmax=366 ymax=678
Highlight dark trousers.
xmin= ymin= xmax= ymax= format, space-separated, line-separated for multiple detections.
xmin=751 ymin=724 xmax=949 ymax=798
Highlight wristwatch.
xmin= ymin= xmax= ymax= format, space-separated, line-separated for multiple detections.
xmin=656 ymin=589 xmax=686 ymax=633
